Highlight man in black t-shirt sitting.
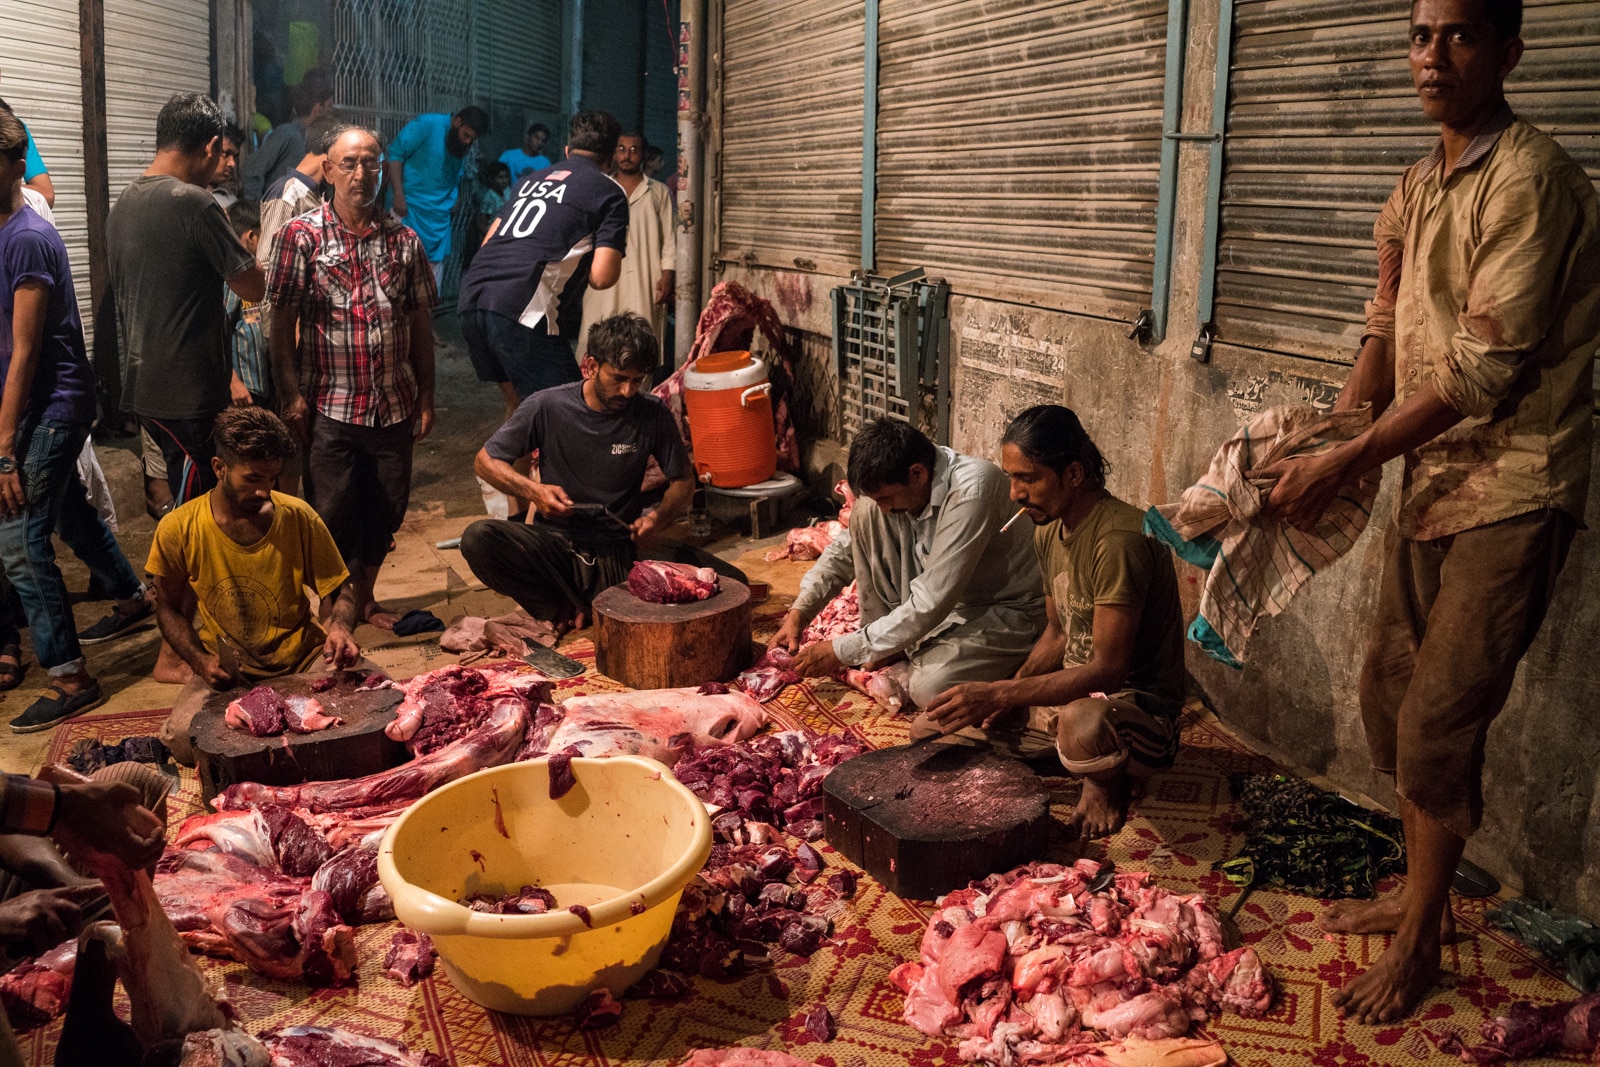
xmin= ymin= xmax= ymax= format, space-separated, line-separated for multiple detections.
xmin=460 ymin=313 xmax=746 ymax=629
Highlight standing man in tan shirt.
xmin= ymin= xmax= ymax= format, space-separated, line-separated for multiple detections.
xmin=1261 ymin=0 xmax=1600 ymax=1025
xmin=580 ymin=133 xmax=676 ymax=357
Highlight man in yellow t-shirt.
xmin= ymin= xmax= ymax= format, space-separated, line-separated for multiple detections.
xmin=147 ymin=407 xmax=360 ymax=764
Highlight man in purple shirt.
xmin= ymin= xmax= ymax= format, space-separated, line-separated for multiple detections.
xmin=0 ymin=113 xmax=149 ymax=733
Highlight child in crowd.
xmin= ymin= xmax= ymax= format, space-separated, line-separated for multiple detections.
xmin=465 ymin=161 xmax=512 ymax=274
xmin=224 ymin=199 xmax=270 ymax=408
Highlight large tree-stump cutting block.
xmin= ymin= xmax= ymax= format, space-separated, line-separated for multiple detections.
xmin=593 ymin=579 xmax=753 ymax=690
xmin=193 ymin=670 xmax=406 ymax=803
xmin=823 ymin=741 xmax=1053 ymax=899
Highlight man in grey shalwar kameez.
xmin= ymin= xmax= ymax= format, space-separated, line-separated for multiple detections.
xmin=771 ymin=418 xmax=1045 ymax=707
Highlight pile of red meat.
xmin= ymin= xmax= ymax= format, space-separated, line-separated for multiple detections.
xmin=674 ymin=729 xmax=866 ymax=842
xmin=890 ymin=859 xmax=1273 ymax=1066
xmin=629 ymin=560 xmax=720 ymax=603
xmin=653 ymin=730 xmax=865 ymax=982
xmin=660 ymin=839 xmax=844 ymax=981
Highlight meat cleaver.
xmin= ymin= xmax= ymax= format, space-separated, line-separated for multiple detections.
xmin=520 ymin=640 xmax=586 ymax=679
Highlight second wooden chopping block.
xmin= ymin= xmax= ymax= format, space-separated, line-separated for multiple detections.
xmin=192 ymin=670 xmax=406 ymax=803
xmin=593 ymin=578 xmax=753 ymax=689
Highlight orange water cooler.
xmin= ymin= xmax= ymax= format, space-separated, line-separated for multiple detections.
xmin=682 ymin=350 xmax=777 ymax=488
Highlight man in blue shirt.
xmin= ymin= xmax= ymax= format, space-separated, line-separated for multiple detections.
xmin=458 ymin=110 xmax=629 ymax=406
xmin=499 ymin=122 xmax=551 ymax=180
xmin=0 ymin=113 xmax=149 ymax=733
xmin=384 ymin=106 xmax=488 ymax=284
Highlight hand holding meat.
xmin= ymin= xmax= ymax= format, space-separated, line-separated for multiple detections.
xmin=768 ymin=611 xmax=806 ymax=654
xmin=0 ymin=886 xmax=102 ymax=956
xmin=789 ymin=639 xmax=844 ymax=679
xmin=921 ymin=680 xmax=1010 ymax=734
xmin=52 ymin=780 xmax=167 ymax=871
xmin=323 ymin=625 xmax=360 ymax=669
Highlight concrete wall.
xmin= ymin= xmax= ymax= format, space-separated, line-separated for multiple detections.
xmin=713 ymin=0 xmax=1600 ymax=921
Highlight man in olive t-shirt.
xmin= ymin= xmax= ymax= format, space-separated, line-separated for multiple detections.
xmin=920 ymin=406 xmax=1186 ymax=839
xmin=107 ymin=93 xmax=265 ymax=507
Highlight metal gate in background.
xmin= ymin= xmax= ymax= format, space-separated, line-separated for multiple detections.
xmin=330 ymin=0 xmax=476 ymax=142
xmin=831 ymin=270 xmax=951 ymax=445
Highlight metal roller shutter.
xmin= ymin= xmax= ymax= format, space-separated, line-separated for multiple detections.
xmin=0 ymin=0 xmax=91 ymax=332
xmin=874 ymin=0 xmax=1167 ymax=320
xmin=104 ymin=0 xmax=210 ymax=203
xmin=479 ymin=0 xmax=563 ymax=116
xmin=718 ymin=0 xmax=864 ymax=276
xmin=1215 ymin=0 xmax=1600 ymax=361
xmin=583 ymin=0 xmax=644 ymax=128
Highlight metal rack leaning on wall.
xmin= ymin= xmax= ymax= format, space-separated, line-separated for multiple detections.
xmin=830 ymin=268 xmax=952 ymax=448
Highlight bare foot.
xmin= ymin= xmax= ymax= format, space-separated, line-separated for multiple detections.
xmin=1067 ymin=775 xmax=1130 ymax=839
xmin=1332 ymin=934 xmax=1441 ymax=1023
xmin=152 ymin=641 xmax=194 ymax=684
xmin=1322 ymin=895 xmax=1456 ymax=942
xmin=361 ymin=603 xmax=400 ymax=631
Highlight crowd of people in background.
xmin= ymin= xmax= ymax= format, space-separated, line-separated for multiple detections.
xmin=0 ymin=71 xmax=685 ymax=736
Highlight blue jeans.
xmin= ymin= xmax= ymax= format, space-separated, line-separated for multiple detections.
xmin=460 ymin=308 xmax=582 ymax=399
xmin=0 ymin=421 xmax=144 ymax=672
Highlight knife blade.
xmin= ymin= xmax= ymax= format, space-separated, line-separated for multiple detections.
xmin=520 ymin=641 xmax=587 ymax=679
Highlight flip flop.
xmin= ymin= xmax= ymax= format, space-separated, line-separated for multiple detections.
xmin=0 ymin=644 xmax=23 ymax=692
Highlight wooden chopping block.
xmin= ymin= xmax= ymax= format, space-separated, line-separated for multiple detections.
xmin=593 ymin=578 xmax=753 ymax=689
xmin=192 ymin=670 xmax=406 ymax=803
xmin=822 ymin=741 xmax=1053 ymax=900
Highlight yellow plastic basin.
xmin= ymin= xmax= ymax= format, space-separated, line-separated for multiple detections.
xmin=377 ymin=756 xmax=711 ymax=1015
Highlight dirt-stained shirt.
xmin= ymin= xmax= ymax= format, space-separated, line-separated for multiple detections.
xmin=1035 ymin=496 xmax=1186 ymax=717
xmin=1363 ymin=109 xmax=1600 ymax=540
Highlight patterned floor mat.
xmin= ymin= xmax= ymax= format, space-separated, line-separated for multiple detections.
xmin=16 ymin=626 xmax=1589 ymax=1066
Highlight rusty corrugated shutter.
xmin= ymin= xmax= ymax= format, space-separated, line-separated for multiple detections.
xmin=0 ymin=0 xmax=91 ymax=336
xmin=874 ymin=0 xmax=1167 ymax=320
xmin=1215 ymin=0 xmax=1600 ymax=361
xmin=717 ymin=0 xmax=864 ymax=276
xmin=104 ymin=0 xmax=211 ymax=203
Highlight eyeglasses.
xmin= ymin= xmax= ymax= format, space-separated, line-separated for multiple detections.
xmin=333 ymin=159 xmax=381 ymax=173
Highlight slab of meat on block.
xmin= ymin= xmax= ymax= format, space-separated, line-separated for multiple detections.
xmin=284 ymin=695 xmax=341 ymax=733
xmin=225 ymin=686 xmax=287 ymax=736
xmin=628 ymin=560 xmax=720 ymax=603
xmin=217 ymin=696 xmax=528 ymax=814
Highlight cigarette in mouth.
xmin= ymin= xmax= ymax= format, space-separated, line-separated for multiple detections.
xmin=1001 ymin=508 xmax=1027 ymax=532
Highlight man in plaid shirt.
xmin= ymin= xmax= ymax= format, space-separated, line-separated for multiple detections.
xmin=266 ymin=126 xmax=437 ymax=630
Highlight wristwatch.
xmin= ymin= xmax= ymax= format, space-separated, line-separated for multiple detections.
xmin=0 ymin=456 xmax=15 ymax=476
